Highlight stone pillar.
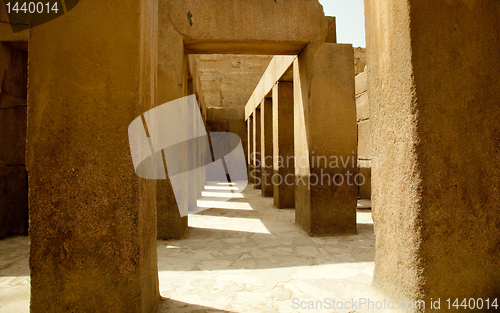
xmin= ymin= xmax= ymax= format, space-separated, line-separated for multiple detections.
xmin=365 ymin=0 xmax=500 ymax=305
xmin=156 ymin=0 xmax=188 ymax=239
xmin=247 ymin=116 xmax=254 ymax=185
xmin=26 ymin=0 xmax=159 ymax=312
xmin=252 ymin=109 xmax=262 ymax=189
xmin=260 ymin=98 xmax=273 ymax=197
xmin=272 ymin=82 xmax=295 ymax=208
xmin=293 ymin=43 xmax=357 ymax=236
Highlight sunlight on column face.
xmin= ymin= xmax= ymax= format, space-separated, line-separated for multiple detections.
xmin=356 ymin=211 xmax=374 ymax=225
xmin=189 ymin=215 xmax=272 ymax=234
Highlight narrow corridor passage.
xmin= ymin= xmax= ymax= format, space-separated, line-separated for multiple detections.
xmin=0 ymin=184 xmax=384 ymax=313
xmin=157 ymin=183 xmax=383 ymax=312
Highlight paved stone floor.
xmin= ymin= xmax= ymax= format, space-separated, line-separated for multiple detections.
xmin=0 ymin=184 xmax=386 ymax=313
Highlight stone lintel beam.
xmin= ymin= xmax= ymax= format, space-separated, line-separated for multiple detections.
xmin=163 ymin=0 xmax=328 ymax=55
xmin=245 ymin=56 xmax=296 ymax=120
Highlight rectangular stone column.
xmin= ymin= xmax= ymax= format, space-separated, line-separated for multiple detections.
xmin=252 ymin=109 xmax=262 ymax=189
xmin=27 ymin=0 xmax=159 ymax=312
xmin=366 ymin=0 xmax=500 ymax=305
xmin=260 ymin=98 xmax=273 ymax=197
xmin=156 ymin=0 xmax=188 ymax=239
xmin=272 ymin=82 xmax=295 ymax=208
xmin=294 ymin=43 xmax=357 ymax=236
xmin=247 ymin=116 xmax=254 ymax=185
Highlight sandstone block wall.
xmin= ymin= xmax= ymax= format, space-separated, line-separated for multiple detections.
xmin=354 ymin=47 xmax=366 ymax=76
xmin=0 ymin=42 xmax=28 ymax=239
xmin=355 ymin=68 xmax=371 ymax=199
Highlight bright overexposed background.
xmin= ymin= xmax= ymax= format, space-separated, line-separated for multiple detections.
xmin=318 ymin=0 xmax=366 ymax=47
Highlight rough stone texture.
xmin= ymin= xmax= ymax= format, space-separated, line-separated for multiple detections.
xmin=252 ymin=109 xmax=261 ymax=189
xmin=260 ymin=98 xmax=273 ymax=197
xmin=156 ymin=177 xmax=187 ymax=240
xmin=357 ymin=121 xmax=371 ymax=168
xmin=157 ymin=0 xmax=189 ymax=239
xmin=294 ymin=43 xmax=357 ymax=236
xmin=366 ymin=0 xmax=500 ymax=307
xmin=354 ymin=47 xmax=366 ymax=76
xmin=0 ymin=43 xmax=28 ymax=239
xmin=26 ymin=0 xmax=159 ymax=311
xmin=196 ymin=55 xmax=273 ymax=109
xmin=272 ymin=82 xmax=295 ymax=209
xmin=164 ymin=0 xmax=328 ymax=55
xmin=355 ymin=70 xmax=371 ymax=199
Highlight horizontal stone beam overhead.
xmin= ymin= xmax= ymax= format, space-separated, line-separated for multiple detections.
xmin=164 ymin=0 xmax=328 ymax=55
xmin=245 ymin=56 xmax=296 ymax=120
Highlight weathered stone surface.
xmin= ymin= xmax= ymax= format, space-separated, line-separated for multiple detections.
xmin=27 ymin=0 xmax=159 ymax=311
xmin=355 ymin=70 xmax=368 ymax=97
xmin=356 ymin=92 xmax=369 ymax=122
xmin=325 ymin=16 xmax=337 ymax=43
xmin=260 ymin=98 xmax=273 ymax=197
xmin=157 ymin=0 xmax=190 ymax=239
xmin=366 ymin=0 xmax=500 ymax=306
xmin=164 ymin=0 xmax=328 ymax=55
xmin=357 ymin=120 xmax=371 ymax=160
xmin=354 ymin=47 xmax=366 ymax=76
xmin=196 ymin=55 xmax=272 ymax=108
xmin=355 ymin=67 xmax=370 ymax=200
xmin=294 ymin=43 xmax=357 ymax=236
xmin=157 ymin=176 xmax=188 ymax=240
xmin=272 ymin=82 xmax=295 ymax=208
